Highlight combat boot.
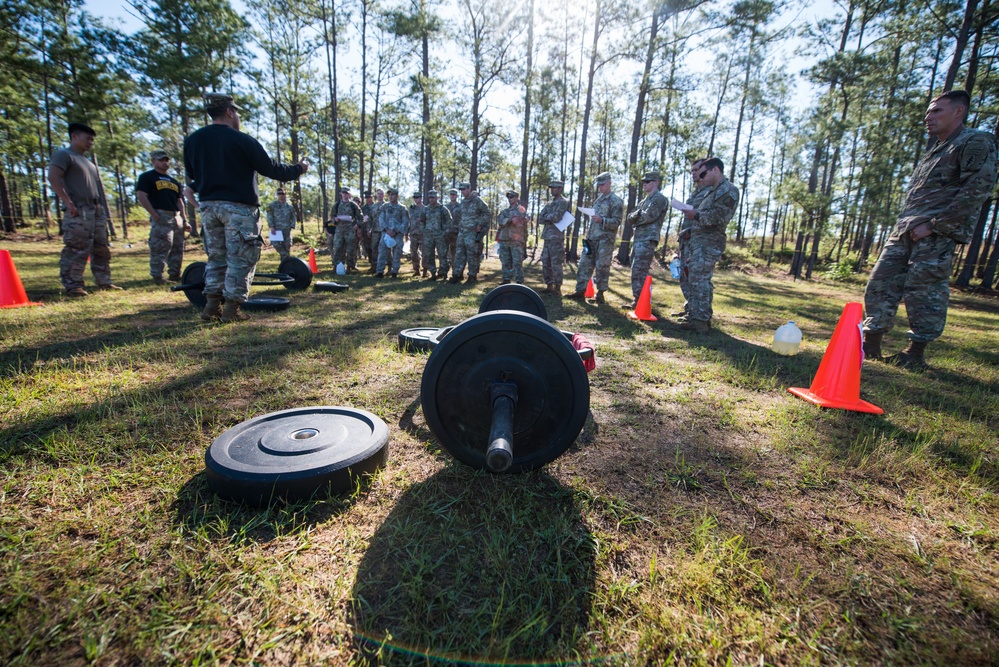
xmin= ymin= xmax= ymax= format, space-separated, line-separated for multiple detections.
xmin=595 ymin=290 xmax=606 ymax=304
xmin=543 ymin=283 xmax=554 ymax=293
xmin=152 ymin=276 xmax=175 ymax=285
xmin=66 ymin=287 xmax=88 ymax=298
xmin=671 ymin=309 xmax=689 ymax=318
xmin=553 ymin=284 xmax=562 ymax=297
xmin=464 ymin=275 xmax=477 ymax=284
xmin=863 ymin=331 xmax=884 ymax=361
xmin=201 ymin=294 xmax=223 ymax=321
xmin=500 ymin=280 xmax=511 ymax=285
xmin=220 ymin=300 xmax=250 ymax=323
xmin=167 ymin=273 xmax=181 ymax=282
xmin=565 ymin=290 xmax=586 ymax=300
xmin=448 ymin=274 xmax=463 ymax=284
xmin=679 ymin=319 xmax=710 ymax=332
xmin=886 ymin=340 xmax=928 ymax=371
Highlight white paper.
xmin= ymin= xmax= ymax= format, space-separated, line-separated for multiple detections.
xmin=336 ymin=215 xmax=353 ymax=222
xmin=578 ymin=207 xmax=595 ymax=216
xmin=268 ymin=229 xmax=284 ymax=243
xmin=671 ymin=198 xmax=694 ymax=212
xmin=555 ymin=211 xmax=574 ymax=232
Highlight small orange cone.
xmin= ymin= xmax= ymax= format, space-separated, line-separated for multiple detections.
xmin=308 ymin=248 xmax=319 ymax=274
xmin=584 ymin=277 xmax=595 ymax=298
xmin=0 ymin=249 xmax=42 ymax=308
xmin=788 ymin=302 xmax=883 ymax=414
xmin=628 ymin=275 xmax=657 ymax=321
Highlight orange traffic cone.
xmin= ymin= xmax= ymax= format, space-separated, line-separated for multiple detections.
xmin=788 ymin=302 xmax=883 ymax=414
xmin=628 ymin=275 xmax=657 ymax=321
xmin=584 ymin=277 xmax=595 ymax=298
xmin=0 ymin=249 xmax=42 ymax=308
xmin=308 ymin=248 xmax=319 ymax=274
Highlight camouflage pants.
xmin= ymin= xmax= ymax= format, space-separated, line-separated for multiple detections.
xmin=60 ymin=202 xmax=112 ymax=291
xmin=200 ymin=201 xmax=261 ymax=304
xmin=331 ymin=225 xmax=356 ymax=268
xmin=376 ymin=234 xmax=404 ymax=274
xmin=149 ymin=210 xmax=185 ymax=279
xmin=446 ymin=232 xmax=458 ymax=268
xmin=574 ymin=236 xmax=614 ymax=293
xmin=685 ymin=241 xmax=722 ymax=322
xmin=453 ymin=231 xmax=481 ymax=279
xmin=630 ymin=239 xmax=658 ymax=299
xmin=369 ymin=231 xmax=381 ymax=265
xmin=677 ymin=232 xmax=691 ymax=312
xmin=863 ymin=233 xmax=955 ymax=343
xmin=541 ymin=237 xmax=564 ymax=286
xmin=350 ymin=232 xmax=361 ymax=269
xmin=424 ymin=231 xmax=449 ymax=277
xmin=498 ymin=241 xmax=525 ymax=283
xmin=271 ymin=227 xmax=293 ymax=261
xmin=409 ymin=233 xmax=424 ymax=275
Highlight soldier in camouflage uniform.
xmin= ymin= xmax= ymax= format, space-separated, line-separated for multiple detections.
xmin=136 ymin=149 xmax=190 ymax=285
xmin=496 ymin=190 xmax=529 ymax=284
xmin=566 ymin=172 xmax=622 ymax=303
xmin=625 ymin=171 xmax=668 ymax=308
xmin=863 ymin=90 xmax=998 ymax=370
xmin=679 ymin=157 xmax=739 ymax=331
xmin=450 ymin=182 xmax=492 ymax=284
xmin=363 ymin=189 xmax=385 ymax=272
xmin=184 ymin=93 xmax=308 ymax=322
xmin=328 ymin=187 xmax=363 ymax=272
xmin=675 ymin=159 xmax=708 ymax=317
xmin=538 ymin=180 xmax=569 ymax=295
xmin=444 ymin=188 xmax=461 ymax=268
xmin=48 ymin=123 xmax=122 ymax=296
xmin=266 ymin=188 xmax=296 ymax=261
xmin=376 ymin=188 xmax=410 ymax=277
xmin=359 ymin=190 xmax=376 ymax=267
xmin=408 ymin=192 xmax=426 ymax=277
xmin=422 ymin=190 xmax=453 ymax=280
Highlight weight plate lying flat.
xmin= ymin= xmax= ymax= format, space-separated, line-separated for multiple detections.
xmin=398 ymin=327 xmax=442 ymax=353
xmin=243 ymin=296 xmax=291 ymax=312
xmin=278 ymin=257 xmax=314 ymax=289
xmin=175 ymin=261 xmax=207 ymax=308
xmin=421 ymin=310 xmax=589 ymax=472
xmin=314 ymin=281 xmax=350 ymax=293
xmin=478 ymin=284 xmax=548 ymax=321
xmin=205 ymin=406 xmax=390 ymax=505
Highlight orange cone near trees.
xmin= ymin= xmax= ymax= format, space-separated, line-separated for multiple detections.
xmin=788 ymin=302 xmax=883 ymax=414
xmin=308 ymin=248 xmax=319 ymax=274
xmin=584 ymin=277 xmax=595 ymax=298
xmin=627 ymin=275 xmax=657 ymax=321
xmin=0 ymin=249 xmax=42 ymax=308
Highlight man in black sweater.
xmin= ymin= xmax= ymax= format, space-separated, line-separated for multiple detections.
xmin=184 ymin=93 xmax=308 ymax=322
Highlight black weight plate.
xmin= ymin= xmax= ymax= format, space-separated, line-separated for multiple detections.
xmin=421 ymin=310 xmax=589 ymax=473
xmin=314 ymin=281 xmax=350 ymax=293
xmin=177 ymin=261 xmax=207 ymax=308
xmin=478 ymin=284 xmax=548 ymax=321
xmin=243 ymin=296 xmax=291 ymax=312
xmin=398 ymin=327 xmax=441 ymax=353
xmin=278 ymin=256 xmax=314 ymax=289
xmin=205 ymin=406 xmax=390 ymax=505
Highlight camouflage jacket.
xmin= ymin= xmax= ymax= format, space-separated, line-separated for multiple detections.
xmin=628 ymin=190 xmax=668 ymax=243
xmin=444 ymin=201 xmax=462 ymax=234
xmin=691 ymin=177 xmax=739 ymax=247
xmin=362 ymin=202 xmax=383 ymax=233
xmin=328 ymin=199 xmax=362 ymax=233
xmin=267 ymin=201 xmax=296 ymax=231
xmin=459 ymin=194 xmax=492 ymax=235
xmin=584 ymin=191 xmax=623 ymax=242
xmin=408 ymin=204 xmax=426 ymax=236
xmin=378 ymin=202 xmax=410 ymax=236
xmin=423 ymin=203 xmax=453 ymax=235
xmin=895 ymin=126 xmax=998 ymax=243
xmin=539 ymin=195 xmax=569 ymax=241
xmin=679 ymin=185 xmax=709 ymax=234
xmin=496 ymin=204 xmax=529 ymax=243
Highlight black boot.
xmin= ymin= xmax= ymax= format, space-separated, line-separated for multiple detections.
xmin=863 ymin=331 xmax=884 ymax=361
xmin=886 ymin=340 xmax=928 ymax=371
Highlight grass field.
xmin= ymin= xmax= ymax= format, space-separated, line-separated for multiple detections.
xmin=2 ymin=232 xmax=998 ymax=666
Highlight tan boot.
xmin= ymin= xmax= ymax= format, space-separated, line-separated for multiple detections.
xmin=220 ymin=300 xmax=250 ymax=323
xmin=554 ymin=284 xmax=562 ymax=297
xmin=201 ymin=294 xmax=223 ymax=321
xmin=886 ymin=340 xmax=928 ymax=371
xmin=863 ymin=331 xmax=884 ymax=361
xmin=595 ymin=290 xmax=606 ymax=304
xmin=543 ymin=283 xmax=554 ymax=293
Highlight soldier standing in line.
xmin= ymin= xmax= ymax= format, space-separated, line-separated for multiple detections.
xmin=472 ymin=189 xmax=489 ymax=261
xmin=444 ymin=188 xmax=461 ymax=268
xmin=538 ymin=179 xmax=569 ymax=295
xmin=422 ymin=190 xmax=452 ymax=281
xmin=359 ymin=190 xmax=376 ymax=267
xmin=376 ymin=188 xmax=410 ymax=278
xmin=364 ymin=189 xmax=386 ymax=272
xmin=496 ymin=190 xmax=530 ymax=284
xmin=679 ymin=157 xmax=739 ymax=332
xmin=863 ymin=90 xmax=997 ymax=370
xmin=136 ymin=149 xmax=190 ymax=285
xmin=408 ymin=192 xmax=427 ymax=277
xmin=329 ymin=187 xmax=363 ymax=272
xmin=48 ymin=122 xmax=123 ymax=297
xmin=674 ymin=159 xmax=708 ymax=319
xmin=624 ymin=171 xmax=668 ymax=310
xmin=450 ymin=182 xmax=492 ymax=284
xmin=565 ymin=172 xmax=622 ymax=304
xmin=266 ymin=188 xmax=296 ymax=261
xmin=184 ymin=93 xmax=307 ymax=322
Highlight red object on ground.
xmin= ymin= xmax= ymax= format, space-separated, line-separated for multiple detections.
xmin=584 ymin=277 xmax=595 ymax=298
xmin=0 ymin=249 xmax=42 ymax=308
xmin=628 ymin=275 xmax=657 ymax=321
xmin=308 ymin=248 xmax=319 ymax=274
xmin=788 ymin=302 xmax=883 ymax=414
xmin=571 ymin=333 xmax=596 ymax=372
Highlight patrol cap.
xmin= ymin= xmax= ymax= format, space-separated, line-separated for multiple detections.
xmin=276 ymin=188 xmax=287 ymax=195
xmin=549 ymin=180 xmax=564 ymax=188
xmin=386 ymin=187 xmax=399 ymax=194
xmin=506 ymin=190 xmax=519 ymax=198
xmin=412 ymin=192 xmax=423 ymax=198
xmin=340 ymin=186 xmax=351 ymax=194
xmin=594 ymin=172 xmax=612 ymax=186
xmin=641 ymin=171 xmax=662 ymax=182
xmin=150 ymin=150 xmax=169 ymax=160
xmin=448 ymin=188 xmax=459 ymax=195
xmin=427 ymin=190 xmax=439 ymax=198
xmin=204 ymin=92 xmax=241 ymax=112
xmin=363 ymin=190 xmax=373 ymax=197
xmin=458 ymin=182 xmax=471 ymax=190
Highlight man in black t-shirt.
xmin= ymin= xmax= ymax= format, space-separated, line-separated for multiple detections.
xmin=137 ymin=149 xmax=190 ymax=284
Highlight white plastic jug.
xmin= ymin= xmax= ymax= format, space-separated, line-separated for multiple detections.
xmin=336 ymin=262 xmax=346 ymax=275
xmin=772 ymin=321 xmax=802 ymax=356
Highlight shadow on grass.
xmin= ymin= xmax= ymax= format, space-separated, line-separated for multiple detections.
xmin=349 ymin=464 xmax=598 ymax=665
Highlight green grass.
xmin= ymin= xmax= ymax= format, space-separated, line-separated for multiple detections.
xmin=1 ymin=234 xmax=998 ymax=665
